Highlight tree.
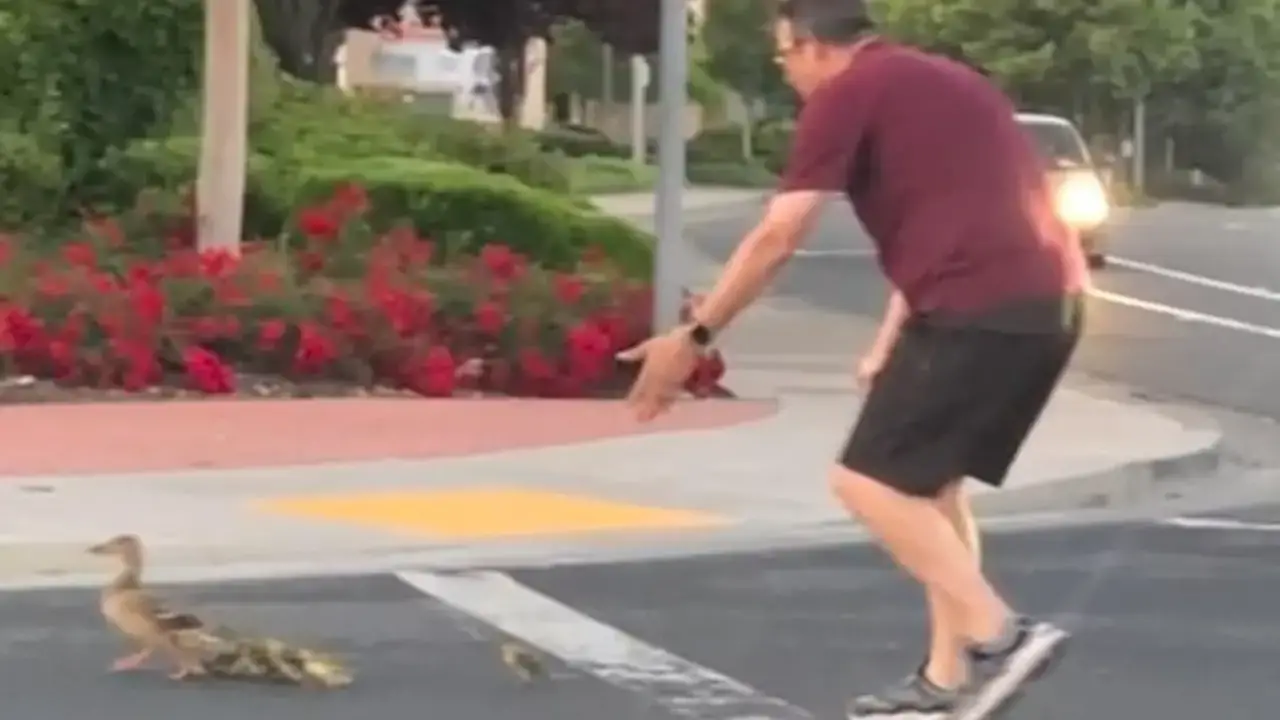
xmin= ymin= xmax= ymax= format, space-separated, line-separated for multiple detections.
xmin=874 ymin=0 xmax=1199 ymax=131
xmin=1156 ymin=0 xmax=1280 ymax=201
xmin=252 ymin=0 xmax=346 ymax=83
xmin=339 ymin=1 xmax=677 ymax=128
xmin=702 ymin=0 xmax=784 ymax=158
xmin=2 ymin=0 xmax=203 ymax=213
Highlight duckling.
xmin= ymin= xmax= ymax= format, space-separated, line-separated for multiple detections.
xmin=197 ymin=631 xmax=353 ymax=688
xmin=500 ymin=640 xmax=545 ymax=685
xmin=87 ymin=534 xmax=208 ymax=680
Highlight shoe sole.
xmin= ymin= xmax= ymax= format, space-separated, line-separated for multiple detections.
xmin=949 ymin=625 xmax=1070 ymax=720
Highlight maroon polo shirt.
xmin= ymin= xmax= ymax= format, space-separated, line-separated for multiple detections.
xmin=779 ymin=40 xmax=1087 ymax=332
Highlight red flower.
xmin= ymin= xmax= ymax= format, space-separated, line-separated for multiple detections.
xmin=257 ymin=319 xmax=287 ymax=350
xmin=565 ymin=321 xmax=612 ymax=382
xmin=111 ymin=338 xmax=159 ymax=390
xmin=297 ymin=207 xmax=340 ymax=241
xmin=46 ymin=340 xmax=76 ymax=379
xmin=35 ymin=271 xmax=70 ymax=298
xmin=293 ymin=323 xmax=337 ymax=375
xmin=87 ymin=217 xmax=125 ymax=248
xmin=594 ymin=312 xmax=629 ymax=351
xmin=125 ymin=262 xmax=158 ymax=286
xmin=479 ymin=243 xmax=522 ymax=281
xmin=0 ymin=306 xmax=43 ymax=353
xmin=684 ymin=350 xmax=727 ymax=397
xmin=296 ymin=250 xmax=326 ymax=274
xmin=164 ymin=249 xmax=202 ymax=277
xmin=199 ymin=248 xmax=239 ymax=278
xmin=324 ymin=294 xmax=357 ymax=332
xmin=517 ymin=348 xmax=555 ymax=394
xmin=60 ymin=241 xmax=96 ymax=268
xmin=330 ymin=183 xmax=369 ymax=217
xmin=182 ymin=347 xmax=236 ymax=394
xmin=473 ymin=301 xmax=506 ymax=335
xmin=409 ymin=346 xmax=456 ymax=397
xmin=553 ymin=273 xmax=585 ymax=306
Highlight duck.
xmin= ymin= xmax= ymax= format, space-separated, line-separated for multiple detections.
xmin=500 ymin=640 xmax=546 ymax=685
xmin=199 ymin=632 xmax=354 ymax=688
xmin=87 ymin=534 xmax=208 ymax=680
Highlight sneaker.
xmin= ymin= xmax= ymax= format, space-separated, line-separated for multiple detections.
xmin=847 ymin=665 xmax=960 ymax=720
xmin=951 ymin=617 xmax=1070 ymax=720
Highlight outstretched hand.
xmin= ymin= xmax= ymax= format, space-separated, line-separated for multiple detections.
xmin=617 ymin=328 xmax=700 ymax=422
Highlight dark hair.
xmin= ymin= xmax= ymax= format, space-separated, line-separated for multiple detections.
xmin=777 ymin=0 xmax=875 ymax=44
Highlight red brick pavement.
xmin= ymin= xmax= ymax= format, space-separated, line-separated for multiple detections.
xmin=0 ymin=398 xmax=777 ymax=476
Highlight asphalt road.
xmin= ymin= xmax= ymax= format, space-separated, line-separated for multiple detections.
xmin=688 ymin=201 xmax=1280 ymax=419
xmin=6 ymin=508 xmax=1279 ymax=719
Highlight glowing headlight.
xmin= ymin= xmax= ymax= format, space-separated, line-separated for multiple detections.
xmin=1055 ymin=174 xmax=1110 ymax=229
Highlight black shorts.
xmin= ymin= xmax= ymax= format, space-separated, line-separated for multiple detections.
xmin=840 ymin=317 xmax=1080 ymax=498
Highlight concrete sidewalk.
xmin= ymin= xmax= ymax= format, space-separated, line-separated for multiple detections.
xmin=0 ymin=188 xmax=1225 ymax=589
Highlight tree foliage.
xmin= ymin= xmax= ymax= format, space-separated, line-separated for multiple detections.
xmin=872 ymin=0 xmax=1280 ymax=198
xmin=253 ymin=0 xmax=346 ymax=83
xmin=0 ymin=0 xmax=202 ymax=212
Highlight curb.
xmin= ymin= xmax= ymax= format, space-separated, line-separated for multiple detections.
xmin=0 ymin=431 xmax=1228 ymax=593
xmin=970 ymin=430 xmax=1225 ymax=516
xmin=603 ymin=196 xmax=766 ymax=227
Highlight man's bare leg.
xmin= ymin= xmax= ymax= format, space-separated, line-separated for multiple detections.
xmin=923 ymin=480 xmax=981 ymax=689
xmin=829 ymin=466 xmax=1010 ymax=644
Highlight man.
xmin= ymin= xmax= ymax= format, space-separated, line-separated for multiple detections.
xmin=618 ymin=0 xmax=1086 ymax=718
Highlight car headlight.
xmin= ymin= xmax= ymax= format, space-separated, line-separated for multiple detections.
xmin=1055 ymin=173 xmax=1110 ymax=228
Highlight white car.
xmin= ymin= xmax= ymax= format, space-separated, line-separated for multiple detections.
xmin=1016 ymin=112 xmax=1111 ymax=269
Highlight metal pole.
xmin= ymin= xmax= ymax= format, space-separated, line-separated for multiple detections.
xmin=601 ymin=43 xmax=614 ymax=119
xmin=629 ymin=55 xmax=647 ymax=164
xmin=653 ymin=0 xmax=688 ymax=331
xmin=197 ymin=0 xmax=249 ymax=253
xmin=1132 ymin=96 xmax=1146 ymax=193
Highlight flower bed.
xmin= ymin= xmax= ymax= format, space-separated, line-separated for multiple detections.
xmin=0 ymin=184 xmax=727 ymax=400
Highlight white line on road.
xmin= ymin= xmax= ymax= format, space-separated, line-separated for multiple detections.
xmin=398 ymin=570 xmax=814 ymax=720
xmin=1160 ymin=516 xmax=1280 ymax=532
xmin=794 ymin=248 xmax=875 ymax=258
xmin=1087 ymin=288 xmax=1280 ymax=339
xmin=1108 ymin=255 xmax=1280 ymax=302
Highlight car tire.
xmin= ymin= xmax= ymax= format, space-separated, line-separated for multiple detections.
xmin=1087 ymin=253 xmax=1107 ymax=270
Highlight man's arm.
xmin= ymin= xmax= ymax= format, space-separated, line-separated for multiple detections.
xmin=688 ymin=192 xmax=825 ymax=332
xmin=870 ymin=289 xmax=909 ymax=355
xmin=689 ymin=81 xmax=868 ymax=334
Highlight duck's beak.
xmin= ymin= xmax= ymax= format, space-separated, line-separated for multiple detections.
xmin=87 ymin=543 xmax=109 ymax=555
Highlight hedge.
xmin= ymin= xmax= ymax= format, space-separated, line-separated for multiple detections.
xmin=688 ymin=122 xmax=793 ymax=174
xmin=0 ymin=132 xmax=62 ymax=231
xmin=287 ymin=157 xmax=653 ymax=277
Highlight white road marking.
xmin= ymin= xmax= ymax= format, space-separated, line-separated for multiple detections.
xmin=794 ymin=248 xmax=874 ymax=258
xmin=1160 ymin=516 xmax=1280 ymax=532
xmin=398 ymin=570 xmax=814 ymax=720
xmin=1087 ymin=288 xmax=1280 ymax=339
xmin=1108 ymin=255 xmax=1280 ymax=303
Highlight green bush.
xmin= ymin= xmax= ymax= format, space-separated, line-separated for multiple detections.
xmin=753 ymin=120 xmax=794 ymax=174
xmin=413 ymin=118 xmax=575 ymax=194
xmin=687 ymin=125 xmax=744 ymax=164
xmin=99 ymin=136 xmax=287 ymax=236
xmin=0 ymin=132 xmax=63 ymax=230
xmin=287 ymin=157 xmax=653 ymax=277
xmin=535 ymin=126 xmax=629 ymax=158
xmin=687 ymin=161 xmax=777 ymax=188
xmin=568 ymin=156 xmax=658 ymax=194
xmin=251 ymin=82 xmax=574 ymax=195
xmin=688 ymin=122 xmax=792 ymax=174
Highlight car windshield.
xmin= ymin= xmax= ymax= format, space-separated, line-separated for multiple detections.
xmin=1019 ymin=120 xmax=1091 ymax=169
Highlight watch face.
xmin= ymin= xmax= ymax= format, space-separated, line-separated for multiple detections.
xmin=690 ymin=324 xmax=712 ymax=346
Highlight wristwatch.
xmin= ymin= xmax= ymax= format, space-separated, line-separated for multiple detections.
xmin=686 ymin=323 xmax=714 ymax=348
